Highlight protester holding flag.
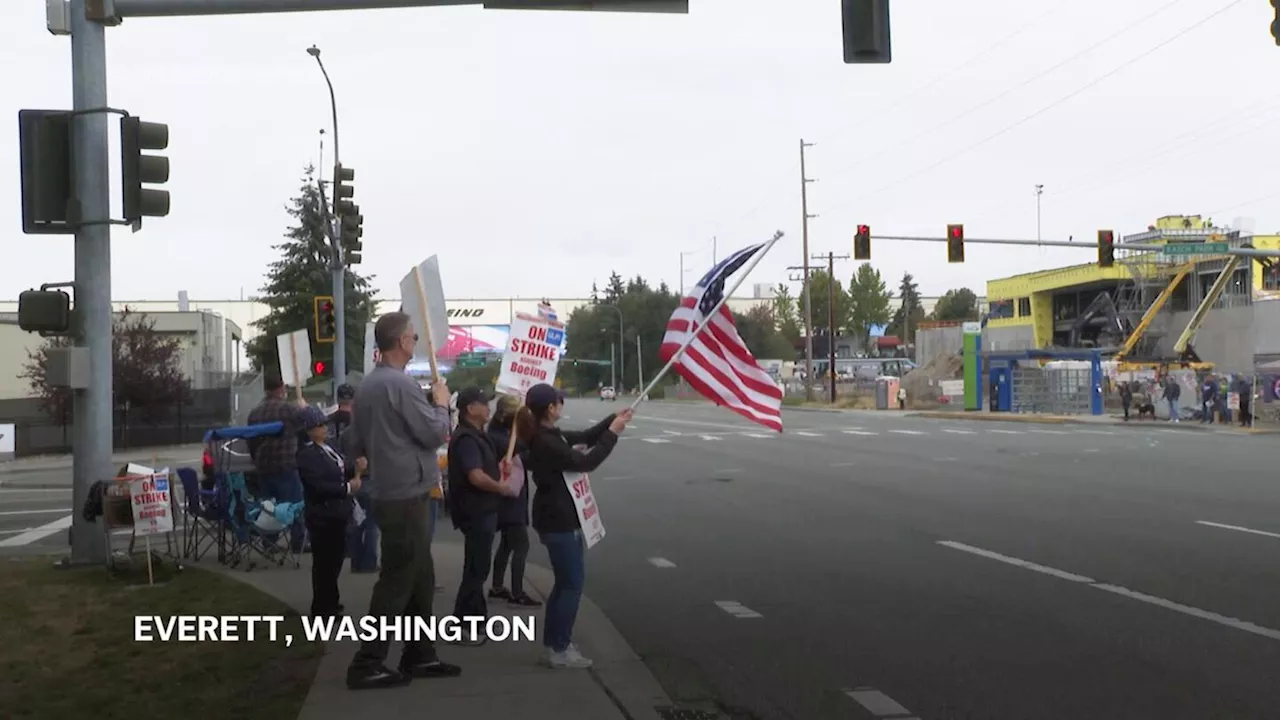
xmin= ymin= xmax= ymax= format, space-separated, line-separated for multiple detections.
xmin=515 ymin=383 xmax=632 ymax=669
xmin=487 ymin=394 xmax=540 ymax=608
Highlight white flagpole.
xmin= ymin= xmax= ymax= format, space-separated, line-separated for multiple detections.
xmin=629 ymin=230 xmax=784 ymax=412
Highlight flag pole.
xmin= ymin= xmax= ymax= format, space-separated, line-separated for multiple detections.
xmin=628 ymin=230 xmax=784 ymax=412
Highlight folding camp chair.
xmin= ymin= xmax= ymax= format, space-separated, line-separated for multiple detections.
xmin=178 ymin=467 xmax=220 ymax=561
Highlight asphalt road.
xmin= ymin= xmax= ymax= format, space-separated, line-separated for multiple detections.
xmin=557 ymin=398 xmax=1280 ymax=720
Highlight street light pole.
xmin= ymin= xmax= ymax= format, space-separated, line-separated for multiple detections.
xmin=1035 ymin=183 xmax=1044 ymax=245
xmin=602 ymin=303 xmax=625 ymax=393
xmin=308 ymin=45 xmax=346 ymax=399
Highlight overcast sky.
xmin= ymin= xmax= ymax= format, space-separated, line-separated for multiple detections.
xmin=2 ymin=0 xmax=1276 ymax=304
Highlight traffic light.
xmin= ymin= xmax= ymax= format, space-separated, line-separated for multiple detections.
xmin=946 ymin=224 xmax=965 ymax=263
xmin=120 ymin=115 xmax=171 ymax=231
xmin=841 ymin=0 xmax=891 ymax=64
xmin=854 ymin=224 xmax=871 ymax=260
xmin=1098 ymin=230 xmax=1115 ymax=267
xmin=333 ymin=164 xmax=364 ymax=265
xmin=1272 ymin=0 xmax=1280 ymax=45
xmin=313 ymin=360 xmax=328 ymax=377
xmin=314 ymin=295 xmax=337 ymax=343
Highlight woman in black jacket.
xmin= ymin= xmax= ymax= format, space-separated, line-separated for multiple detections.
xmin=514 ymin=383 xmax=631 ymax=669
xmin=487 ymin=395 xmax=541 ymax=607
xmin=296 ymin=405 xmax=364 ymax=618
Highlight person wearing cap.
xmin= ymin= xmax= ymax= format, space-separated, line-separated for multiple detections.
xmin=446 ymin=387 xmax=520 ymax=644
xmin=346 ymin=312 xmax=460 ymax=690
xmin=296 ymin=405 xmax=365 ymax=618
xmin=516 ymin=382 xmax=632 ymax=669
xmin=487 ymin=394 xmax=540 ymax=608
xmin=328 ymin=383 xmax=356 ymax=439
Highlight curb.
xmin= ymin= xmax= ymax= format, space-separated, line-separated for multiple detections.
xmin=911 ymin=411 xmax=1077 ymax=425
xmin=0 ymin=482 xmax=72 ymax=490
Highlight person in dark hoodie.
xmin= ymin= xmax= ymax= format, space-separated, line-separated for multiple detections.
xmin=515 ymin=383 xmax=632 ymax=669
xmin=296 ymin=405 xmax=364 ymax=618
xmin=446 ymin=387 xmax=519 ymax=645
xmin=487 ymin=394 xmax=541 ymax=608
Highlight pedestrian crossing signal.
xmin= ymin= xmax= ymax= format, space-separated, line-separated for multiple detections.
xmin=946 ymin=224 xmax=964 ymax=263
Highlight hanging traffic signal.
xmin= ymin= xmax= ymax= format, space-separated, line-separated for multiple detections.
xmin=854 ymin=224 xmax=871 ymax=260
xmin=314 ymin=295 xmax=337 ymax=343
xmin=946 ymin=224 xmax=965 ymax=263
xmin=333 ymin=164 xmax=363 ymax=265
xmin=841 ymin=0 xmax=892 ymax=64
xmin=313 ymin=360 xmax=328 ymax=376
xmin=1272 ymin=0 xmax=1280 ymax=45
xmin=120 ymin=115 xmax=171 ymax=231
xmin=1098 ymin=230 xmax=1115 ymax=267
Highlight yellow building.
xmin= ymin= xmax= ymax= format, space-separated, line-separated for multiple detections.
xmin=985 ymin=215 xmax=1266 ymax=355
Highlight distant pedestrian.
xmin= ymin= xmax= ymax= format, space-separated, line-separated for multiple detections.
xmin=246 ymin=373 xmax=307 ymax=552
xmin=345 ymin=312 xmax=460 ymax=690
xmin=1163 ymin=378 xmax=1181 ymax=422
xmin=1201 ymin=376 xmax=1218 ymax=424
xmin=296 ymin=405 xmax=363 ymax=618
xmin=488 ymin=394 xmax=541 ymax=608
xmin=1119 ymin=382 xmax=1133 ymax=421
xmin=1238 ymin=377 xmax=1253 ymax=426
xmin=897 ymin=386 xmax=906 ymax=411
xmin=517 ymin=383 xmax=632 ymax=669
xmin=446 ymin=387 xmax=518 ymax=645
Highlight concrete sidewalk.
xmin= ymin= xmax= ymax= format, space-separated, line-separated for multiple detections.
xmin=233 ymin=539 xmax=671 ymax=720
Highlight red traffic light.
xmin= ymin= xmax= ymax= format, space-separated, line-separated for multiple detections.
xmin=949 ymin=226 xmax=962 ymax=238
xmin=857 ymin=224 xmax=869 ymax=234
xmin=314 ymin=361 xmax=326 ymax=375
xmin=319 ymin=301 xmax=334 ymax=314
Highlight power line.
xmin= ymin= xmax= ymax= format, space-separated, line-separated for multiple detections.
xmin=818 ymin=0 xmax=1194 ymax=184
xmin=851 ymin=0 xmax=1248 ymax=204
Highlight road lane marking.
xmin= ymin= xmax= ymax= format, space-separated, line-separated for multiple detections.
xmin=794 ymin=431 xmax=822 ymax=437
xmin=0 ymin=528 xmax=39 ymax=535
xmin=0 ymin=514 xmax=72 ymax=547
xmin=942 ymin=428 xmax=975 ymax=435
xmin=989 ymin=429 xmax=1023 ymax=435
xmin=843 ymin=687 xmax=914 ymax=717
xmin=741 ymin=433 xmax=772 ymax=439
xmin=648 ymin=557 xmax=677 ymax=568
xmin=1196 ymin=520 xmax=1280 ymax=539
xmin=713 ymin=601 xmax=763 ymax=618
xmin=1083 ymin=448 xmax=1100 ymax=453
xmin=635 ymin=415 xmax=756 ymax=430
xmin=641 ymin=438 xmax=670 ymax=444
xmin=938 ymin=540 xmax=1280 ymax=642
xmin=600 ymin=475 xmax=635 ymax=481
xmin=889 ymin=430 xmax=924 ymax=435
xmin=0 ymin=488 xmax=71 ymax=494
xmin=662 ymin=430 xmax=682 ymax=436
xmin=937 ymin=541 xmax=1095 ymax=583
xmin=699 ymin=435 xmax=722 ymax=441
xmin=0 ymin=508 xmax=72 ymax=517
xmin=843 ymin=430 xmax=877 ymax=436
xmin=1029 ymin=429 xmax=1069 ymax=435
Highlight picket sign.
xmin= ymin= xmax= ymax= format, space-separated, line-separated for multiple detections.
xmin=275 ymin=328 xmax=312 ymax=399
xmin=563 ymin=472 xmax=605 ymax=549
xmin=496 ymin=313 xmax=566 ymax=397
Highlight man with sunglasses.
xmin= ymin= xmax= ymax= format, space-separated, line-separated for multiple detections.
xmin=346 ymin=312 xmax=461 ymax=689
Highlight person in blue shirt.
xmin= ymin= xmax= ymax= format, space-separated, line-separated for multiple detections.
xmin=446 ymin=387 xmax=519 ymax=645
xmin=487 ymin=394 xmax=541 ymax=607
xmin=296 ymin=405 xmax=364 ymax=618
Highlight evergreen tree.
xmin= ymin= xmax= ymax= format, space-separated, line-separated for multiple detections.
xmin=244 ymin=166 xmax=378 ymax=380
xmin=847 ymin=264 xmax=893 ymax=348
xmin=887 ymin=272 xmax=925 ymax=345
xmin=771 ymin=283 xmax=802 ymax=344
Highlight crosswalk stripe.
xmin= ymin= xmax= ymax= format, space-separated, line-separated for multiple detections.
xmin=699 ymin=435 xmax=722 ymax=441
xmin=843 ymin=430 xmax=877 ymax=436
xmin=942 ymin=429 xmax=975 ymax=435
xmin=794 ymin=431 xmax=822 ymax=437
xmin=641 ymin=438 xmax=670 ymax=444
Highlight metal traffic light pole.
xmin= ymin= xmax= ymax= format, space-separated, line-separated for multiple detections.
xmin=308 ymin=46 xmax=346 ymax=400
xmin=865 ymin=233 xmax=1280 ymax=258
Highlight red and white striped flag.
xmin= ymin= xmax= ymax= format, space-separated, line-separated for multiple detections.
xmin=658 ymin=241 xmax=784 ymax=432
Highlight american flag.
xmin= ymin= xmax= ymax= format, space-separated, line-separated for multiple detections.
xmin=659 ymin=242 xmax=784 ymax=432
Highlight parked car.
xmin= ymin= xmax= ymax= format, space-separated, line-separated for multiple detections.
xmin=600 ymin=386 xmax=617 ymax=401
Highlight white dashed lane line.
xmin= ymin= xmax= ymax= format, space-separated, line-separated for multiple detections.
xmin=714 ymin=601 xmax=763 ymax=618
xmin=938 ymin=540 xmax=1280 ymax=642
xmin=648 ymin=557 xmax=677 ymax=568
xmin=942 ymin=428 xmax=975 ymax=435
xmin=793 ymin=431 xmax=823 ymax=437
xmin=698 ymin=435 xmax=722 ymax=441
xmin=641 ymin=438 xmax=670 ymax=444
xmin=843 ymin=687 xmax=918 ymax=718
xmin=1195 ymin=520 xmax=1280 ymax=540
xmin=888 ymin=430 xmax=924 ymax=436
xmin=843 ymin=430 xmax=877 ymax=436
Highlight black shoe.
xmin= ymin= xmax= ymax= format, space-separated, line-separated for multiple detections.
xmin=449 ymin=633 xmax=488 ymax=647
xmin=399 ymin=660 xmax=462 ymax=678
xmin=347 ymin=664 xmax=411 ymax=690
xmin=489 ymin=586 xmax=511 ymax=600
xmin=509 ymin=593 xmax=542 ymax=607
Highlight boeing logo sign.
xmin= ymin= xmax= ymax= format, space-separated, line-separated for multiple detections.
xmin=446 ymin=308 xmax=485 ymax=318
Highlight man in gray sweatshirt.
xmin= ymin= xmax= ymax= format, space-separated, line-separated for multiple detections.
xmin=347 ymin=311 xmax=462 ymax=689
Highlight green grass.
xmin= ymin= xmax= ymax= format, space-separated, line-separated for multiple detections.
xmin=0 ymin=556 xmax=323 ymax=720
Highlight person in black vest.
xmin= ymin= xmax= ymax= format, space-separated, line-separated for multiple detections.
xmin=487 ymin=394 xmax=541 ymax=607
xmin=446 ymin=387 xmax=518 ymax=645
xmin=297 ymin=405 xmax=365 ymax=618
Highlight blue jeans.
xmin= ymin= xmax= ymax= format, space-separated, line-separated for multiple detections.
xmin=1167 ymin=399 xmax=1179 ymax=421
xmin=427 ymin=497 xmax=441 ymax=542
xmin=540 ymin=530 xmax=585 ymax=652
xmin=348 ymin=496 xmax=379 ymax=573
xmin=262 ymin=468 xmax=306 ymax=552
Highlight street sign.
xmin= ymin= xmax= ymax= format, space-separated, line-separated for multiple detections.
xmin=1164 ymin=242 xmax=1229 ymax=255
xmin=455 ymin=354 xmax=486 ymax=368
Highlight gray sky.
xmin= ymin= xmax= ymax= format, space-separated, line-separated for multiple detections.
xmin=3 ymin=0 xmax=1276 ymax=303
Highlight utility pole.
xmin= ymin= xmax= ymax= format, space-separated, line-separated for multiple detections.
xmin=1035 ymin=184 xmax=1044 ymax=245
xmin=635 ymin=334 xmax=644 ymax=396
xmin=799 ymin=139 xmax=817 ymax=401
xmin=809 ymin=251 xmax=850 ymax=404
xmin=610 ymin=342 xmax=616 ymax=390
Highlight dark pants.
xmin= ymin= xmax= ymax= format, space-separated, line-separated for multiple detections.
xmin=348 ymin=495 xmax=379 ymax=573
xmin=1203 ymin=400 xmax=1215 ymax=423
xmin=1241 ymin=400 xmax=1252 ymax=425
xmin=1122 ymin=400 xmax=1131 ymax=420
xmin=306 ymin=512 xmax=348 ymax=615
xmin=540 ymin=530 xmax=585 ymax=653
xmin=350 ymin=494 xmax=439 ymax=669
xmin=262 ymin=468 xmax=306 ymax=552
xmin=454 ymin=516 xmax=497 ymax=619
xmin=492 ymin=525 xmax=530 ymax=596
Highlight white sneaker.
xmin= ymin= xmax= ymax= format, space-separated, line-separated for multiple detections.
xmin=545 ymin=646 xmax=593 ymax=669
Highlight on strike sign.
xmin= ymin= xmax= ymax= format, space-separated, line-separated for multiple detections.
xmin=563 ymin=472 xmax=605 ymax=549
xmin=496 ymin=312 xmax=565 ymax=396
xmin=130 ymin=473 xmax=174 ymax=536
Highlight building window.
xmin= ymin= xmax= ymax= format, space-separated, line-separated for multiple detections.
xmin=1017 ymin=297 xmax=1032 ymax=317
xmin=1266 ymin=265 xmax=1280 ymax=291
xmin=989 ymin=299 xmax=1014 ymax=319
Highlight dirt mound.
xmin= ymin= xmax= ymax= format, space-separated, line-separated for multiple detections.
xmin=903 ymin=354 xmax=964 ymax=405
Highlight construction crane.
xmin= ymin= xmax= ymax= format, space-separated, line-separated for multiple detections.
xmin=1113 ymin=262 xmax=1195 ymax=363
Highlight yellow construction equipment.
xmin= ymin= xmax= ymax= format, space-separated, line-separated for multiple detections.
xmin=1113 ymin=262 xmax=1194 ymax=363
